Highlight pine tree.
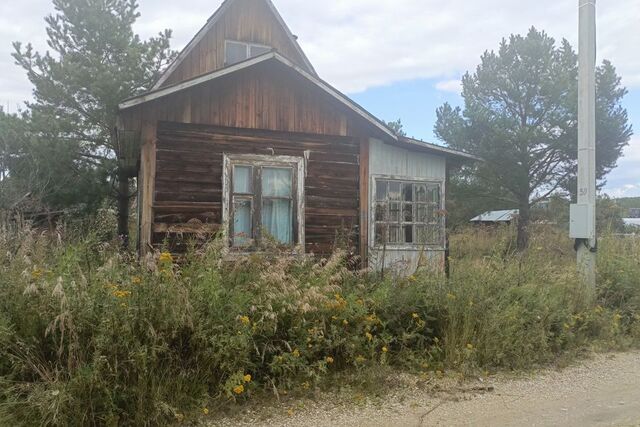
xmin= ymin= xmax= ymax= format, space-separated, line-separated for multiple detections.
xmin=435 ymin=28 xmax=632 ymax=249
xmin=13 ymin=0 xmax=176 ymax=246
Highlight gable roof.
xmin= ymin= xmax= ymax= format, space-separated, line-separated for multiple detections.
xmin=121 ymin=55 xmax=479 ymax=164
xmin=121 ymin=51 xmax=397 ymax=140
xmin=152 ymin=0 xmax=317 ymax=90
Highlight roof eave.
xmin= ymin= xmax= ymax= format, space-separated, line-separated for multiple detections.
xmin=397 ymin=136 xmax=482 ymax=162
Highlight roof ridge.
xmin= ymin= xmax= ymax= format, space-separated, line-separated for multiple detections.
xmin=151 ymin=0 xmax=316 ymax=90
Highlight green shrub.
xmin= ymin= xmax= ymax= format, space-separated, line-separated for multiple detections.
xmin=0 ymin=222 xmax=638 ymax=425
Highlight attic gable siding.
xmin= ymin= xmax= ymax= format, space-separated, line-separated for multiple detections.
xmin=122 ymin=63 xmax=352 ymax=137
xmin=160 ymin=0 xmax=312 ymax=87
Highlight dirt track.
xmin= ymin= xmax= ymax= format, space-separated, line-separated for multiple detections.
xmin=211 ymin=351 xmax=640 ymax=427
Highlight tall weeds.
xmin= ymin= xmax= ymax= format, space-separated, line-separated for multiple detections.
xmin=0 ymin=221 xmax=638 ymax=425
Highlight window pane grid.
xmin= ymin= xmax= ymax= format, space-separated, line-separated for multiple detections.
xmin=374 ymin=179 xmax=443 ymax=246
xmin=229 ymin=161 xmax=297 ymax=248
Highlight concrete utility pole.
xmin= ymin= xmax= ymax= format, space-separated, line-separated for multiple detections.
xmin=571 ymin=0 xmax=597 ymax=292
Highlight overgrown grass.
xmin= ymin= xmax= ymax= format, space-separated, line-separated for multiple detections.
xmin=0 ymin=221 xmax=638 ymax=425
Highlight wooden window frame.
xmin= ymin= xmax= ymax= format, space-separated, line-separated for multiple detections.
xmin=369 ymin=175 xmax=445 ymax=250
xmin=224 ymin=40 xmax=272 ymax=66
xmin=222 ymin=154 xmax=305 ymax=253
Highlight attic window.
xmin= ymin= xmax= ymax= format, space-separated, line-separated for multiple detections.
xmin=225 ymin=40 xmax=271 ymax=66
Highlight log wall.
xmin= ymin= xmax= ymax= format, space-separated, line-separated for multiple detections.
xmin=154 ymin=122 xmax=361 ymax=255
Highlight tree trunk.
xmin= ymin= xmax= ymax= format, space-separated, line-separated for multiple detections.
xmin=117 ymin=168 xmax=130 ymax=249
xmin=516 ymin=200 xmax=530 ymax=251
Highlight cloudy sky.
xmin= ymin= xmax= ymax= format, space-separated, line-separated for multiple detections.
xmin=1 ymin=0 xmax=639 ymax=197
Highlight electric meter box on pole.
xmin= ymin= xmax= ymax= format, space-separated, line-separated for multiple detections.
xmin=570 ymin=203 xmax=594 ymax=239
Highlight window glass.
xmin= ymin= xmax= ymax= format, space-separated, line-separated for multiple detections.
xmin=373 ymin=179 xmax=442 ymax=247
xmin=233 ymin=165 xmax=252 ymax=194
xmin=388 ymin=182 xmax=401 ymax=200
xmin=262 ymin=199 xmax=292 ymax=244
xmin=375 ymin=181 xmax=387 ymax=201
xmin=404 ymin=225 xmax=413 ymax=243
xmin=388 ymin=225 xmax=402 ymax=243
xmin=225 ymin=41 xmax=248 ymax=65
xmin=402 ymin=183 xmax=413 ymax=201
xmin=250 ymin=45 xmax=271 ymax=57
xmin=415 ymin=184 xmax=427 ymax=202
xmin=233 ymin=199 xmax=252 ymax=246
xmin=262 ymin=168 xmax=292 ymax=197
xmin=228 ymin=158 xmax=299 ymax=249
xmin=262 ymin=168 xmax=293 ymax=244
xmin=389 ymin=202 xmax=401 ymax=222
xmin=403 ymin=203 xmax=413 ymax=222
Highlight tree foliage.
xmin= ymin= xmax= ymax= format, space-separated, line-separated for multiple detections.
xmin=0 ymin=109 xmax=110 ymax=215
xmin=435 ymin=28 xmax=632 ymax=248
xmin=12 ymin=0 xmax=176 ymax=240
xmin=385 ymin=118 xmax=407 ymax=137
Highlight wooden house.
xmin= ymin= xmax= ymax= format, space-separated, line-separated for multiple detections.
xmin=117 ymin=0 xmax=478 ymax=272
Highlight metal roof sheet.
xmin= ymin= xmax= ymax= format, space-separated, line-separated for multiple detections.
xmin=470 ymin=209 xmax=519 ymax=222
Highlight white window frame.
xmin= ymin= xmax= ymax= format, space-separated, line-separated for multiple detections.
xmin=222 ymin=153 xmax=305 ymax=253
xmin=224 ymin=40 xmax=272 ymax=66
xmin=369 ymin=175 xmax=445 ymax=251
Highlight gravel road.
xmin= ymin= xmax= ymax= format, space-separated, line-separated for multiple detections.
xmin=209 ymin=351 xmax=640 ymax=427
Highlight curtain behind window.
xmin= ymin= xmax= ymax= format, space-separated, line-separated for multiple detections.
xmin=261 ymin=168 xmax=292 ymax=244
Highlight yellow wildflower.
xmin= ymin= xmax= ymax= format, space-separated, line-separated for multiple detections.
xmin=382 ymin=346 xmax=388 ymax=353
xmin=31 ymin=269 xmax=43 ymax=280
xmin=412 ymin=313 xmax=419 ymax=319
xmin=243 ymin=374 xmax=252 ymax=383
xmin=343 ymin=319 xmax=349 ymax=326
xmin=365 ymin=314 xmax=378 ymax=323
xmin=355 ymin=355 xmax=366 ymax=363
xmin=233 ymin=384 xmax=244 ymax=395
xmin=175 ymin=413 xmax=184 ymax=422
xmin=365 ymin=332 xmax=373 ymax=341
xmin=302 ymin=381 xmax=310 ymax=389
xmin=292 ymin=349 xmax=300 ymax=357
xmin=113 ymin=290 xmax=132 ymax=298
xmin=594 ymin=305 xmax=604 ymax=314
xmin=563 ymin=323 xmax=571 ymax=330
xmin=287 ymin=408 xmax=294 ymax=416
xmin=202 ymin=407 xmax=209 ymax=415
xmin=325 ymin=356 xmax=334 ymax=364
xmin=466 ymin=343 xmax=474 ymax=350
xmin=408 ymin=275 xmax=417 ymax=282
xmin=131 ymin=276 xmax=142 ymax=285
xmin=356 ymin=299 xmax=364 ymax=305
xmin=239 ymin=315 xmax=250 ymax=325
xmin=446 ymin=293 xmax=457 ymax=300
xmin=159 ymin=251 xmax=173 ymax=263
xmin=331 ymin=316 xmax=338 ymax=321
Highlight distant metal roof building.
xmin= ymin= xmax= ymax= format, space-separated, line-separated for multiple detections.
xmin=470 ymin=209 xmax=519 ymax=223
xmin=623 ymin=218 xmax=640 ymax=227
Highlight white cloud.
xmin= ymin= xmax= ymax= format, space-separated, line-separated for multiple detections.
xmin=2 ymin=0 xmax=639 ymax=105
xmin=603 ymin=136 xmax=640 ymax=198
xmin=435 ymin=79 xmax=461 ymax=94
